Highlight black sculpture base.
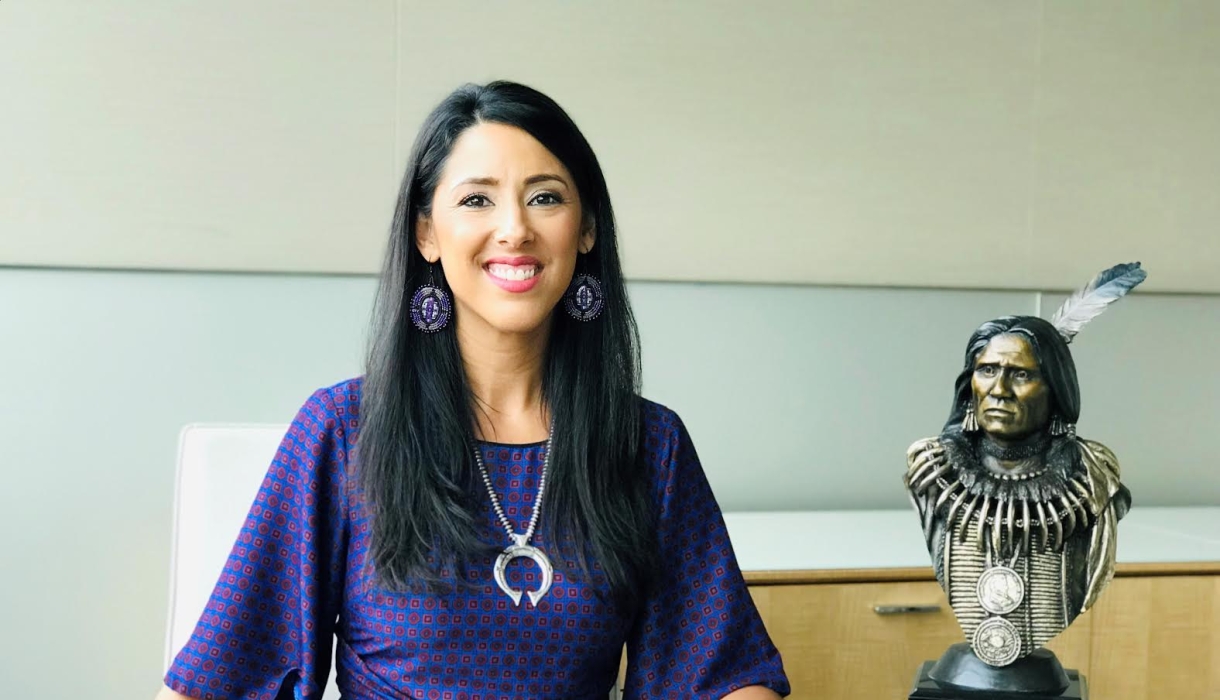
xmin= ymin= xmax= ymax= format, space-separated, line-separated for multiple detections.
xmin=909 ymin=644 xmax=1087 ymax=699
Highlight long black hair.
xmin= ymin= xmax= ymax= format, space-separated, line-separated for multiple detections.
xmin=358 ymin=81 xmax=656 ymax=605
xmin=943 ymin=315 xmax=1081 ymax=432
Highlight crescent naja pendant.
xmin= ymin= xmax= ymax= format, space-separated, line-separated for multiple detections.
xmin=493 ymin=533 xmax=554 ymax=606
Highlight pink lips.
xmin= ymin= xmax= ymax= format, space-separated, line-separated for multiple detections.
xmin=484 ymin=256 xmax=542 ymax=293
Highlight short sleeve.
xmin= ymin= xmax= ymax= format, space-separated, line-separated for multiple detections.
xmin=623 ymin=411 xmax=790 ymax=699
xmin=165 ymin=388 xmax=350 ymax=700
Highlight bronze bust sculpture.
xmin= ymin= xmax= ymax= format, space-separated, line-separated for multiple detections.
xmin=905 ymin=263 xmax=1144 ymax=695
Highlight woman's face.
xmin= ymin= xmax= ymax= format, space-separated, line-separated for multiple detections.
xmin=416 ymin=122 xmax=594 ymax=338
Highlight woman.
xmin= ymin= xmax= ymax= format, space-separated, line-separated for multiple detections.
xmin=157 ymin=81 xmax=789 ymax=699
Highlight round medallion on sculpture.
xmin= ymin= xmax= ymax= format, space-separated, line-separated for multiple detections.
xmin=977 ymin=566 xmax=1025 ymax=616
xmin=972 ymin=617 xmax=1022 ymax=667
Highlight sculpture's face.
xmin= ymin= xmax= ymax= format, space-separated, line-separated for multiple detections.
xmin=971 ymin=334 xmax=1052 ymax=443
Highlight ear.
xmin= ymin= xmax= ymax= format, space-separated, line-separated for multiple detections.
xmin=577 ymin=217 xmax=596 ymax=255
xmin=415 ymin=215 xmax=440 ymax=263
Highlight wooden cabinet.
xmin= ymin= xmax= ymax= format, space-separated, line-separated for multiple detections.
xmin=745 ymin=565 xmax=1220 ymax=699
xmin=1084 ymin=574 xmax=1220 ymax=698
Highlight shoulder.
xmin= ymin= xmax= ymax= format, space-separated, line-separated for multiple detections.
xmin=1075 ymin=437 xmax=1118 ymax=471
xmin=905 ymin=436 xmax=948 ymax=495
xmin=248 ymin=379 xmax=360 ymax=521
xmin=637 ymin=398 xmax=701 ymax=481
xmin=313 ymin=376 xmax=364 ymax=416
xmin=638 ymin=397 xmax=694 ymax=465
xmin=1074 ymin=436 xmax=1123 ymax=492
xmin=640 ymin=397 xmax=684 ymax=439
xmin=295 ymin=376 xmax=363 ymax=438
xmin=279 ymin=377 xmax=363 ymax=471
xmin=905 ymin=435 xmax=947 ymax=487
xmin=636 ymin=399 xmax=725 ymax=521
xmin=907 ymin=436 xmax=943 ymax=468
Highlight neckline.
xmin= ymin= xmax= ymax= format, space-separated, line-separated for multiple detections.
xmin=937 ymin=431 xmax=1079 ymax=505
xmin=475 ymin=438 xmax=548 ymax=449
xmin=978 ymin=431 xmax=1052 ymax=462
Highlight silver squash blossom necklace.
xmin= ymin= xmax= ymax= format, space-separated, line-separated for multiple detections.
xmin=473 ymin=427 xmax=554 ymax=607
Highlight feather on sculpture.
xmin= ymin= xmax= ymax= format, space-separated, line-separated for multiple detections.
xmin=1050 ymin=262 xmax=1147 ymax=343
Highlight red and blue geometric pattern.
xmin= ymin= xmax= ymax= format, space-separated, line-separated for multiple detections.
xmin=165 ymin=378 xmax=789 ymax=699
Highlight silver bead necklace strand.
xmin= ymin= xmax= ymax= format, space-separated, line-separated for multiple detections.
xmin=473 ymin=426 xmax=555 ymax=606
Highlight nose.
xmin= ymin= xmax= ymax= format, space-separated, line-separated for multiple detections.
xmin=495 ymin=201 xmax=533 ymax=248
xmin=988 ymin=371 xmax=1014 ymax=398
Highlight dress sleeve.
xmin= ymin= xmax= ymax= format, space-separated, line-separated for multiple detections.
xmin=165 ymin=388 xmax=350 ymax=700
xmin=623 ymin=412 xmax=790 ymax=699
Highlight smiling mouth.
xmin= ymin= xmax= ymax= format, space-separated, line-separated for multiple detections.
xmin=485 ymin=263 xmax=540 ymax=281
xmin=483 ymin=260 xmax=544 ymax=293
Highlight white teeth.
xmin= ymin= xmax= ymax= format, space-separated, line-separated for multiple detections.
xmin=487 ymin=264 xmax=538 ymax=281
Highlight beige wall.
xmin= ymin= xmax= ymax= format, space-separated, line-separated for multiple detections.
xmin=3 ymin=1 xmax=1218 ymax=291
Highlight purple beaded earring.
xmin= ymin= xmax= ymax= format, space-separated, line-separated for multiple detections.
xmin=410 ymin=265 xmax=452 ymax=333
xmin=564 ymin=272 xmax=604 ymax=322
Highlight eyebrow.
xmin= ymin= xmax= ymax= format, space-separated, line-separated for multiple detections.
xmin=525 ymin=173 xmax=568 ymax=186
xmin=976 ymin=359 xmax=1040 ymax=371
xmin=451 ymin=173 xmax=570 ymax=190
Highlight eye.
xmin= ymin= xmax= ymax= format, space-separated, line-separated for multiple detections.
xmin=529 ymin=191 xmax=564 ymax=206
xmin=977 ymin=366 xmax=997 ymax=378
xmin=460 ymin=194 xmax=492 ymax=208
xmin=1014 ymin=370 xmax=1030 ymax=381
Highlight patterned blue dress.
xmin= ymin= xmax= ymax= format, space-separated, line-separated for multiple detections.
xmin=165 ymin=378 xmax=789 ymax=699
